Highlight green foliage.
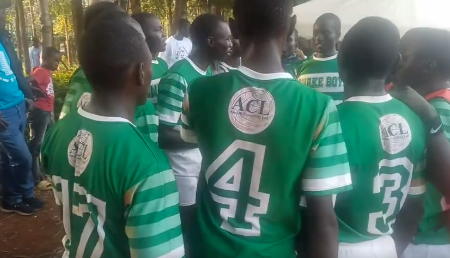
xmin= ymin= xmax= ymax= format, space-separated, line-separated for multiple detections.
xmin=53 ymin=67 xmax=77 ymax=118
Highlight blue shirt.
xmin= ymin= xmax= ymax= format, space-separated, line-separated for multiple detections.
xmin=0 ymin=42 xmax=23 ymax=110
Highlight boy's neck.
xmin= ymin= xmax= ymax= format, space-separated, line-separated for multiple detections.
xmin=242 ymin=39 xmax=284 ymax=74
xmin=315 ymin=49 xmax=337 ymax=58
xmin=84 ymin=92 xmax=136 ymax=123
xmin=417 ymin=80 xmax=450 ymax=97
xmin=188 ymin=48 xmax=211 ymax=71
xmin=174 ymin=33 xmax=184 ymax=41
xmin=225 ymin=56 xmax=241 ymax=68
xmin=344 ymin=79 xmax=387 ymax=99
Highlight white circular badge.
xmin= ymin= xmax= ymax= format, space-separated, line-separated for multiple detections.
xmin=379 ymin=114 xmax=412 ymax=154
xmin=228 ymin=87 xmax=276 ymax=134
xmin=67 ymin=129 xmax=93 ymax=176
xmin=77 ymin=93 xmax=91 ymax=108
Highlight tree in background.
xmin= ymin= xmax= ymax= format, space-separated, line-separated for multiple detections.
xmin=39 ymin=0 xmax=52 ymax=47
xmin=16 ymin=0 xmax=31 ymax=74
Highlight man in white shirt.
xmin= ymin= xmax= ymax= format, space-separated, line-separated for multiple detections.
xmin=159 ymin=19 xmax=192 ymax=67
xmin=29 ymin=37 xmax=41 ymax=70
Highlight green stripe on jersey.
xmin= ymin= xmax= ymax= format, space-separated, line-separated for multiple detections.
xmin=157 ymin=58 xmax=212 ymax=126
xmin=149 ymin=58 xmax=169 ymax=105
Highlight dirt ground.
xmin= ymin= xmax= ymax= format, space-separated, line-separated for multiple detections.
xmin=0 ymin=190 xmax=64 ymax=258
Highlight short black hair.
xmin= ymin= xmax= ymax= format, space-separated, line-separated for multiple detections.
xmin=132 ymin=12 xmax=157 ymax=27
xmin=315 ymin=13 xmax=341 ymax=34
xmin=42 ymin=47 xmax=59 ymax=60
xmin=234 ymin=0 xmax=291 ymax=40
xmin=339 ymin=17 xmax=399 ymax=81
xmin=189 ymin=14 xmax=224 ymax=46
xmin=83 ymin=2 xmax=123 ymax=30
xmin=402 ymin=28 xmax=450 ymax=78
xmin=178 ymin=18 xmax=190 ymax=30
xmin=79 ymin=19 xmax=148 ymax=91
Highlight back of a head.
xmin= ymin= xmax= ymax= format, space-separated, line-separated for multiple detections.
xmin=132 ymin=12 xmax=157 ymax=28
xmin=190 ymin=14 xmax=224 ymax=47
xmin=402 ymin=28 xmax=450 ymax=79
xmin=42 ymin=47 xmax=59 ymax=60
xmin=339 ymin=17 xmax=399 ymax=82
xmin=178 ymin=18 xmax=190 ymax=31
xmin=79 ymin=19 xmax=148 ymax=92
xmin=83 ymin=1 xmax=123 ymax=30
xmin=315 ymin=13 xmax=341 ymax=34
xmin=233 ymin=0 xmax=292 ymax=40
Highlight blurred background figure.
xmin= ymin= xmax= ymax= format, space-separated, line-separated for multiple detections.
xmin=29 ymin=37 xmax=41 ymax=70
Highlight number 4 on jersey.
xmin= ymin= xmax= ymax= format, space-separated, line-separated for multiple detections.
xmin=206 ymin=140 xmax=270 ymax=237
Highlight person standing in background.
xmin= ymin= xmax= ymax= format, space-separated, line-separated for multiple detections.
xmin=132 ymin=13 xmax=169 ymax=106
xmin=0 ymin=0 xmax=43 ymax=216
xmin=299 ymin=13 xmax=343 ymax=104
xmin=28 ymin=47 xmax=61 ymax=191
xmin=159 ymin=19 xmax=192 ymax=67
xmin=29 ymin=37 xmax=41 ymax=70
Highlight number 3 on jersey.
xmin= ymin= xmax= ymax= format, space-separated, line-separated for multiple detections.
xmin=206 ymin=140 xmax=270 ymax=237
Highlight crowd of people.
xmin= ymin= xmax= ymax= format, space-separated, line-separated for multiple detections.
xmin=1 ymin=0 xmax=450 ymax=257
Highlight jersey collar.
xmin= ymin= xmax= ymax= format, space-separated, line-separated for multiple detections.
xmin=238 ymin=66 xmax=293 ymax=80
xmin=151 ymin=59 xmax=159 ymax=64
xmin=185 ymin=57 xmax=208 ymax=75
xmin=345 ymin=94 xmax=393 ymax=103
xmin=312 ymin=53 xmax=338 ymax=61
xmin=78 ymin=107 xmax=134 ymax=124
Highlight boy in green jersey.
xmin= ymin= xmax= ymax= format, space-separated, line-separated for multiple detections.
xmin=59 ymin=5 xmax=159 ymax=143
xmin=157 ymin=14 xmax=231 ymax=256
xmin=282 ymin=27 xmax=304 ymax=78
xmin=132 ymin=13 xmax=169 ymax=105
xmin=335 ymin=18 xmax=427 ymax=258
xmin=395 ymin=28 xmax=450 ymax=258
xmin=299 ymin=13 xmax=344 ymax=104
xmin=41 ymin=19 xmax=184 ymax=258
xmin=180 ymin=1 xmax=352 ymax=257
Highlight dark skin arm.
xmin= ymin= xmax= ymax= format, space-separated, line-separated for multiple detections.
xmin=158 ymin=124 xmax=198 ymax=150
xmin=302 ymin=196 xmax=339 ymax=258
xmin=391 ymin=86 xmax=450 ymax=200
xmin=391 ymin=196 xmax=424 ymax=255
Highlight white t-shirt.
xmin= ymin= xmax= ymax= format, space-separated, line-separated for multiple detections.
xmin=158 ymin=36 xmax=192 ymax=68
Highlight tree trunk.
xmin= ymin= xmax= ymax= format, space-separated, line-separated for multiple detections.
xmin=29 ymin=0 xmax=37 ymax=37
xmin=166 ymin=0 xmax=173 ymax=35
xmin=172 ymin=0 xmax=187 ymax=34
xmin=63 ymin=15 xmax=72 ymax=64
xmin=71 ymin=0 xmax=83 ymax=50
xmin=38 ymin=0 xmax=52 ymax=47
xmin=129 ymin=0 xmax=140 ymax=14
xmin=16 ymin=0 xmax=31 ymax=74
xmin=14 ymin=2 xmax=24 ymax=62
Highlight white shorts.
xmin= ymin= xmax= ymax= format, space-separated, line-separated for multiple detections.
xmin=401 ymin=243 xmax=450 ymax=258
xmin=165 ymin=148 xmax=202 ymax=206
xmin=339 ymin=235 xmax=397 ymax=258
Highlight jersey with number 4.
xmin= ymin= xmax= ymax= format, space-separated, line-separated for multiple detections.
xmin=181 ymin=67 xmax=353 ymax=258
xmin=335 ymin=95 xmax=427 ymax=243
xmin=41 ymin=108 xmax=184 ymax=258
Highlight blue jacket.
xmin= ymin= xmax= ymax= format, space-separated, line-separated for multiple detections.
xmin=0 ymin=29 xmax=33 ymax=99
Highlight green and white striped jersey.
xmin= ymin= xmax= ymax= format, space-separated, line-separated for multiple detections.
xmin=149 ymin=57 xmax=169 ymax=105
xmin=181 ymin=66 xmax=352 ymax=258
xmin=41 ymin=108 xmax=184 ymax=258
xmin=298 ymin=54 xmax=344 ymax=104
xmin=335 ymin=95 xmax=427 ymax=243
xmin=157 ymin=57 xmax=213 ymax=127
xmin=414 ymin=97 xmax=450 ymax=245
xmin=58 ymin=68 xmax=159 ymax=144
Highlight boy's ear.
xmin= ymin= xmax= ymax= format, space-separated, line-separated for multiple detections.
xmin=229 ymin=18 xmax=238 ymax=39
xmin=288 ymin=15 xmax=297 ymax=37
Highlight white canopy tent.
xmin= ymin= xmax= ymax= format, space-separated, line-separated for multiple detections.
xmin=293 ymin=0 xmax=450 ymax=38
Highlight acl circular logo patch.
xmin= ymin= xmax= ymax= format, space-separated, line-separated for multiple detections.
xmin=379 ymin=114 xmax=412 ymax=154
xmin=67 ymin=130 xmax=93 ymax=176
xmin=77 ymin=93 xmax=91 ymax=108
xmin=228 ymin=87 xmax=275 ymax=134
